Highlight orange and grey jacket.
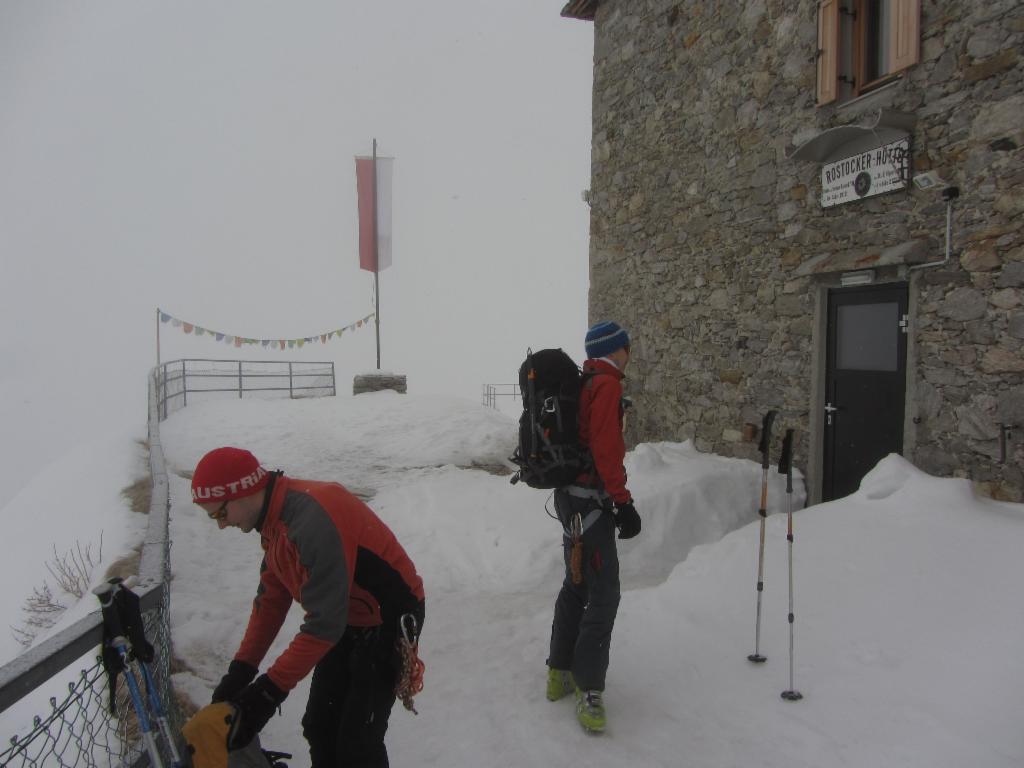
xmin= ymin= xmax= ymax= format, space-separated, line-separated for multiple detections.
xmin=578 ymin=358 xmax=631 ymax=505
xmin=233 ymin=473 xmax=424 ymax=692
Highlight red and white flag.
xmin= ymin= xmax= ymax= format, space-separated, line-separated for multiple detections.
xmin=356 ymin=155 xmax=393 ymax=272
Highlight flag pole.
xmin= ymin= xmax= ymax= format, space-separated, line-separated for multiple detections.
xmin=156 ymin=308 xmax=161 ymax=369
xmin=372 ymin=138 xmax=381 ymax=370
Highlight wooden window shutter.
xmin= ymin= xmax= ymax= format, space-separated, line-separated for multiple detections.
xmin=889 ymin=0 xmax=920 ymax=73
xmin=817 ymin=0 xmax=839 ymax=105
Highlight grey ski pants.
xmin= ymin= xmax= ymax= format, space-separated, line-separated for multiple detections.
xmin=547 ymin=488 xmax=621 ymax=692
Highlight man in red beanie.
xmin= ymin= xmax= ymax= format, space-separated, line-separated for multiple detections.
xmin=191 ymin=447 xmax=425 ymax=768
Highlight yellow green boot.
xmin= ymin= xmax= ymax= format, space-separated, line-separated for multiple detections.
xmin=545 ymin=667 xmax=575 ymax=701
xmin=575 ymin=688 xmax=606 ymax=733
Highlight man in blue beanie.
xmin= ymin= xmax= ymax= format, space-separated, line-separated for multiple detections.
xmin=545 ymin=320 xmax=641 ymax=733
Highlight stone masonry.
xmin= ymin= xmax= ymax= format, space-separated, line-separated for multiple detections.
xmin=580 ymin=1 xmax=1023 ymax=500
xmin=353 ymin=373 xmax=408 ymax=395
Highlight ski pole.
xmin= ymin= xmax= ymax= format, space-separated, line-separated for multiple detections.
xmin=104 ymin=578 xmax=185 ymax=766
xmin=748 ymin=409 xmax=776 ymax=664
xmin=778 ymin=429 xmax=803 ymax=701
xmin=94 ymin=581 xmax=166 ymax=768
xmin=135 ymin=650 xmax=185 ymax=766
xmin=106 ymin=583 xmax=184 ymax=767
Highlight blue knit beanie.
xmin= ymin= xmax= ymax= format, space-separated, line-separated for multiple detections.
xmin=585 ymin=321 xmax=630 ymax=359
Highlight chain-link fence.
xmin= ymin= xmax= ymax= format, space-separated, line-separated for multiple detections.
xmin=0 ymin=370 xmax=180 ymax=768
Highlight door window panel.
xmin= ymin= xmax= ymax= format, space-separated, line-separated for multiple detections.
xmin=836 ymin=301 xmax=898 ymax=371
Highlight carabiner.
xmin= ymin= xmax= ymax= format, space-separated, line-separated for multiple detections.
xmin=399 ymin=613 xmax=418 ymax=645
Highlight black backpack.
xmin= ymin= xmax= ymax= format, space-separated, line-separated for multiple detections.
xmin=509 ymin=348 xmax=593 ymax=489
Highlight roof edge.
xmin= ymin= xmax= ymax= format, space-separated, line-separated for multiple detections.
xmin=561 ymin=0 xmax=597 ymax=21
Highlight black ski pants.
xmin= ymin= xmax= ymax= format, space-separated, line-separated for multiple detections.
xmin=302 ymin=626 xmax=398 ymax=768
xmin=547 ymin=489 xmax=621 ymax=692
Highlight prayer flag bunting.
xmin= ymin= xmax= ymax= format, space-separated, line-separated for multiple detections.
xmin=156 ymin=308 xmax=374 ymax=350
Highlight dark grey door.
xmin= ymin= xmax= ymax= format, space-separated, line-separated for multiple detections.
xmin=823 ymin=284 xmax=909 ymax=501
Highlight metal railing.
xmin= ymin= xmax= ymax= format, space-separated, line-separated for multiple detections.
xmin=156 ymin=358 xmax=336 ymax=421
xmin=0 ymin=371 xmax=179 ymax=768
xmin=482 ymin=383 xmax=520 ymax=410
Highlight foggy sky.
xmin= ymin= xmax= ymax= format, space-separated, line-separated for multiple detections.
xmin=0 ymin=2 xmax=594 ymax=508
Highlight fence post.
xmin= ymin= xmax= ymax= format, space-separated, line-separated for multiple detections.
xmin=330 ymin=362 xmax=336 ymax=397
xmin=288 ymin=363 xmax=294 ymax=399
xmin=238 ymin=361 xmax=243 ymax=399
xmin=181 ymin=360 xmax=187 ymax=409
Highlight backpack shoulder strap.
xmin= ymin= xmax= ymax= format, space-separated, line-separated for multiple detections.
xmin=581 ymin=368 xmax=610 ymax=391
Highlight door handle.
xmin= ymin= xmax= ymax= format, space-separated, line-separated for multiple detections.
xmin=824 ymin=402 xmax=839 ymax=426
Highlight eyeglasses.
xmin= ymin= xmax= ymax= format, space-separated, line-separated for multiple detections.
xmin=208 ymin=500 xmax=230 ymax=521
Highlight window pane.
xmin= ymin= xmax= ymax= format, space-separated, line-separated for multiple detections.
xmin=836 ymin=302 xmax=899 ymax=371
xmin=865 ymin=0 xmax=892 ymax=81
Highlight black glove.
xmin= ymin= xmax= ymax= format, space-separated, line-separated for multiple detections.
xmin=614 ymin=502 xmax=641 ymax=540
xmin=97 ymin=579 xmax=155 ymax=714
xmin=227 ymin=674 xmax=287 ymax=750
xmin=212 ymin=660 xmax=258 ymax=704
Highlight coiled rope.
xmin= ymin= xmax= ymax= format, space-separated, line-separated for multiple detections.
xmin=396 ymin=614 xmax=425 ymax=714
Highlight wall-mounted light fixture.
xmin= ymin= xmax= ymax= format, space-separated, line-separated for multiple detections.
xmin=912 ymin=170 xmax=947 ymax=190
xmin=839 ymin=269 xmax=875 ymax=287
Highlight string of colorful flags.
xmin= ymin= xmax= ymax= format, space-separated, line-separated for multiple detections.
xmin=158 ymin=309 xmax=375 ymax=350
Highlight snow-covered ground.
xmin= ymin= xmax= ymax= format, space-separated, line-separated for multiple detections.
xmin=154 ymin=392 xmax=1023 ymax=767
xmin=2 ymin=391 xmax=1022 ymax=766
xmin=0 ymin=432 xmax=150 ymax=667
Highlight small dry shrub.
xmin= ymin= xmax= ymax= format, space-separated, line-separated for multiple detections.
xmin=121 ymin=478 xmax=152 ymax=515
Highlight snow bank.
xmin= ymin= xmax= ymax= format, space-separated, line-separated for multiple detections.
xmin=158 ymin=392 xmax=515 ymax=498
xmin=611 ymin=455 xmax=1024 ymax=767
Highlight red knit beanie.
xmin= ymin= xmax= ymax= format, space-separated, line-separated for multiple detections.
xmin=191 ymin=447 xmax=270 ymax=503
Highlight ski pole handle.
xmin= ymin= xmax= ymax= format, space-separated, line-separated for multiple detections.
xmin=777 ymin=429 xmax=793 ymax=475
xmin=758 ymin=410 xmax=778 ymax=468
xmin=778 ymin=428 xmax=794 ymax=493
xmin=782 ymin=430 xmax=798 ymax=495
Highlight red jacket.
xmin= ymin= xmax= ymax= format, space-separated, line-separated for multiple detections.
xmin=578 ymin=358 xmax=632 ymax=505
xmin=234 ymin=475 xmax=424 ymax=691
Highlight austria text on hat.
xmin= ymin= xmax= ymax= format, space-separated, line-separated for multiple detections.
xmin=192 ymin=465 xmax=268 ymax=501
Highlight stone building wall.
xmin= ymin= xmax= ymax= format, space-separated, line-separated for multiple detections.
xmin=584 ymin=0 xmax=1023 ymax=500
